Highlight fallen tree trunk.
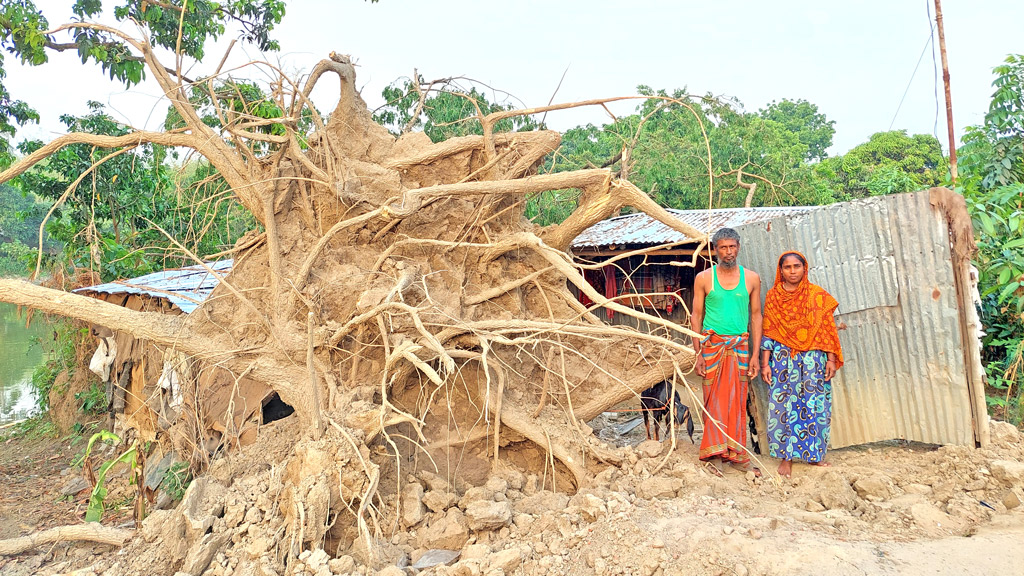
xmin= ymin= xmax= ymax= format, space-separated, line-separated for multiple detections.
xmin=0 ymin=280 xmax=187 ymax=347
xmin=0 ymin=525 xmax=134 ymax=556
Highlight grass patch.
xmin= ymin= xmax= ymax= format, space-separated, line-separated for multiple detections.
xmin=0 ymin=414 xmax=57 ymax=442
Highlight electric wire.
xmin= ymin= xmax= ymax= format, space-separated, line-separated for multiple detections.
xmin=888 ymin=22 xmax=937 ymax=131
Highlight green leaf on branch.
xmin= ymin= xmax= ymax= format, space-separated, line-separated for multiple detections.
xmin=978 ymin=212 xmax=997 ymax=236
xmin=999 ymin=268 xmax=1013 ymax=285
xmin=998 ymin=281 xmax=1021 ymax=304
xmin=81 ymin=430 xmax=139 ymax=523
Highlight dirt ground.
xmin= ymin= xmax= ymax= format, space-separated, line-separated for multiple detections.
xmin=2 ymin=412 xmax=1023 ymax=576
xmin=0 ymin=423 xmax=133 ymax=575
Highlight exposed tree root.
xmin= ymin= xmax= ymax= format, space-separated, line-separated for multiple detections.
xmin=0 ymin=29 xmax=717 ymax=564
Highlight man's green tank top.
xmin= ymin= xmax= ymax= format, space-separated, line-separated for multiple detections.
xmin=703 ymin=265 xmax=749 ymax=336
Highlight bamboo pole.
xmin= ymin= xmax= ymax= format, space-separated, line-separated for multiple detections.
xmin=934 ymin=0 xmax=959 ymax=187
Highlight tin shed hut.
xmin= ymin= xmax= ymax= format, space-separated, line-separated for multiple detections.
xmin=75 ymin=260 xmax=281 ymax=462
xmin=570 ymin=189 xmax=988 ymax=449
xmin=570 ymin=205 xmax=813 ymax=336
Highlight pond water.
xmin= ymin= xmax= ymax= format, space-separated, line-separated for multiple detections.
xmin=0 ymin=302 xmax=52 ymax=425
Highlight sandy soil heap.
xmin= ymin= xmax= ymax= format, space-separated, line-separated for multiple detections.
xmin=2 ymin=418 xmax=1022 ymax=576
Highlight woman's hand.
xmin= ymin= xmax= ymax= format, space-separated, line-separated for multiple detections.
xmin=759 ymin=349 xmax=771 ymax=382
xmin=825 ymin=360 xmax=838 ymax=380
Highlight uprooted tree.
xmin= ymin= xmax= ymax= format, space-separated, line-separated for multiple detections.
xmin=0 ymin=2 xmax=711 ymax=564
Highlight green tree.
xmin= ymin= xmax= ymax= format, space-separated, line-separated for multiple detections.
xmin=960 ymin=54 xmax=1024 ymax=189
xmin=546 ymin=87 xmax=838 ymax=214
xmin=0 ymin=183 xmax=46 ymax=245
xmin=0 ymin=182 xmax=50 ymax=276
xmin=959 ymin=54 xmax=1024 ymax=424
xmin=16 ymin=102 xmax=254 ymax=280
xmin=0 ymin=0 xmax=285 ymax=166
xmin=0 ymin=2 xmax=286 ymax=280
xmin=759 ymin=99 xmax=835 ymax=162
xmin=374 ymin=76 xmax=541 ymax=143
xmin=817 ymin=130 xmax=947 ymax=199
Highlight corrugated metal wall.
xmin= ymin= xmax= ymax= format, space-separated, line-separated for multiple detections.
xmin=736 ymin=191 xmax=976 ymax=447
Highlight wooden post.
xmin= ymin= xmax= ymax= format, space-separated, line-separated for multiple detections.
xmin=934 ymin=0 xmax=959 ymax=187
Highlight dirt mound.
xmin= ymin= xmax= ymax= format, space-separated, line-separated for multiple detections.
xmin=4 ymin=419 xmax=1021 ymax=576
xmin=47 ymin=322 xmax=104 ymax=436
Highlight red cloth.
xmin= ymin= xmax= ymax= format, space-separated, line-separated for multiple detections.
xmin=579 ymin=269 xmax=595 ymax=307
xmin=603 ymin=264 xmax=617 ymax=321
xmin=698 ymin=331 xmax=751 ymax=464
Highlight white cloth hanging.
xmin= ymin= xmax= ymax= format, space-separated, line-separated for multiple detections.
xmin=88 ymin=337 xmax=117 ymax=381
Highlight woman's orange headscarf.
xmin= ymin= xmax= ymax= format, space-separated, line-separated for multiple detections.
xmin=762 ymin=251 xmax=844 ymax=368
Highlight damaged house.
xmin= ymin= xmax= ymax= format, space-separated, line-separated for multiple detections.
xmin=570 ymin=188 xmax=988 ymax=449
xmin=571 ymin=205 xmax=812 ymax=331
xmin=76 ymin=260 xmax=290 ymax=468
xmin=76 ymin=188 xmax=987 ymax=472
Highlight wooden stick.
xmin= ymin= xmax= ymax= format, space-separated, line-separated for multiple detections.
xmin=0 ymin=525 xmax=133 ymax=556
xmin=465 ymin=266 xmax=556 ymax=306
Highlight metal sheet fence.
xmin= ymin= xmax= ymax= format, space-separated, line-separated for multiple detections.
xmin=736 ymin=192 xmax=975 ymax=447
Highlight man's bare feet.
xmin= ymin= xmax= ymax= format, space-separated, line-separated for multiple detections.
xmin=777 ymin=459 xmax=793 ymax=478
xmin=728 ymin=461 xmax=762 ymax=478
xmin=701 ymin=458 xmax=723 ymax=477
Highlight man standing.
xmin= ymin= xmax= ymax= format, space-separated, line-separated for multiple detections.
xmin=690 ymin=227 xmax=762 ymax=474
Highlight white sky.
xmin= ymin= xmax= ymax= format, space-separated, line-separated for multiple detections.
xmin=7 ymin=0 xmax=1024 ymax=156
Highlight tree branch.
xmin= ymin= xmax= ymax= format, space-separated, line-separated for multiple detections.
xmin=132 ymin=30 xmax=260 ymax=215
xmin=384 ymin=169 xmax=613 ymax=218
xmin=40 ymin=38 xmax=194 ymax=83
xmin=0 ymin=280 xmax=187 ymax=347
xmin=541 ymin=179 xmax=706 ymax=251
xmin=485 ymin=232 xmax=702 ymax=342
xmin=0 ymin=131 xmax=195 ymax=185
xmin=385 ymin=131 xmax=562 ymax=170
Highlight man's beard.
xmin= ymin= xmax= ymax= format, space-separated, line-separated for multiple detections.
xmin=718 ymin=258 xmax=738 ymax=269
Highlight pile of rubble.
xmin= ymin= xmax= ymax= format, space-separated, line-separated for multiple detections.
xmin=53 ymin=421 xmax=1016 ymax=576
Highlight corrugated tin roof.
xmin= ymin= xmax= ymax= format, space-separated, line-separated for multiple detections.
xmin=572 ymin=206 xmax=816 ymax=248
xmin=74 ymin=260 xmax=233 ymax=314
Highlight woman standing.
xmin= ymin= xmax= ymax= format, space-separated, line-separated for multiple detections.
xmin=759 ymin=251 xmax=844 ymax=478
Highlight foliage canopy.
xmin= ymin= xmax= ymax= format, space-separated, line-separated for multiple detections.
xmin=0 ymin=0 xmax=286 ymax=166
xmin=959 ymin=54 xmax=1024 ymax=424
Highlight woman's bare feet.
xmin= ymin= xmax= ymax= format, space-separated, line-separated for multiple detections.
xmin=809 ymin=460 xmax=831 ymax=467
xmin=777 ymin=459 xmax=793 ymax=478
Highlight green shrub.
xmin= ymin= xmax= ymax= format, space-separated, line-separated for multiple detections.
xmin=29 ymin=321 xmax=84 ymax=412
xmin=0 ymin=240 xmax=35 ymax=277
xmin=960 ymin=55 xmax=1024 ymax=426
xmin=160 ymin=461 xmax=192 ymax=502
xmin=75 ymin=382 xmax=107 ymax=415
